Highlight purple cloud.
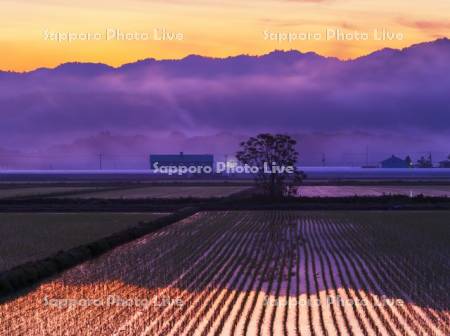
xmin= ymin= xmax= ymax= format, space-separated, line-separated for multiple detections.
xmin=0 ymin=38 xmax=449 ymax=166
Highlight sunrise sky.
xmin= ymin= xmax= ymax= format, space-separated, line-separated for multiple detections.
xmin=2 ymin=0 xmax=450 ymax=71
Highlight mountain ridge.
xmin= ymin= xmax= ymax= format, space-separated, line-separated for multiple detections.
xmin=1 ymin=38 xmax=448 ymax=75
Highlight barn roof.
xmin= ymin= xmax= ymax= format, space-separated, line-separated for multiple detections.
xmin=381 ymin=155 xmax=405 ymax=164
xmin=150 ymin=153 xmax=213 ymax=165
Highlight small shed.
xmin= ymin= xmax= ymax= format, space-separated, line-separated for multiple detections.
xmin=381 ymin=155 xmax=410 ymax=168
xmin=439 ymin=160 xmax=450 ymax=168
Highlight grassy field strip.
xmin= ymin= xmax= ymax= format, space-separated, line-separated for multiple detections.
xmin=0 ymin=187 xmax=107 ymax=199
xmin=60 ymin=186 xmax=251 ymax=199
xmin=0 ymin=211 xmax=448 ymax=335
xmin=0 ymin=213 xmax=166 ymax=273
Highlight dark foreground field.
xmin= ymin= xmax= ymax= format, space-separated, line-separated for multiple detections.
xmin=0 ymin=213 xmax=165 ymax=273
xmin=1 ymin=211 xmax=448 ymax=335
xmin=0 ymin=184 xmax=251 ymax=200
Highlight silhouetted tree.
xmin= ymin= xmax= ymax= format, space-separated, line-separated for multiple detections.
xmin=416 ymin=154 xmax=433 ymax=168
xmin=236 ymin=133 xmax=304 ymax=199
xmin=405 ymin=155 xmax=412 ymax=167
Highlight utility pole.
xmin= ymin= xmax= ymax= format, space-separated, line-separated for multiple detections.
xmin=366 ymin=145 xmax=369 ymax=166
xmin=224 ymin=154 xmax=228 ymax=177
xmin=322 ymin=153 xmax=326 ymax=167
xmin=99 ymin=153 xmax=103 ymax=170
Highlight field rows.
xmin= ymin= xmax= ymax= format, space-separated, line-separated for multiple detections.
xmin=0 ymin=211 xmax=448 ymax=335
xmin=297 ymin=186 xmax=450 ymax=197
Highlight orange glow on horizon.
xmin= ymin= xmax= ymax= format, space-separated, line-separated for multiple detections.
xmin=1 ymin=0 xmax=449 ymax=71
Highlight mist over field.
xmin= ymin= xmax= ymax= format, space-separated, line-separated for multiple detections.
xmin=0 ymin=38 xmax=449 ymax=168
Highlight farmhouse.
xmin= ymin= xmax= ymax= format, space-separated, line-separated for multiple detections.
xmin=380 ymin=155 xmax=411 ymax=168
xmin=150 ymin=152 xmax=214 ymax=170
xmin=439 ymin=159 xmax=450 ymax=168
